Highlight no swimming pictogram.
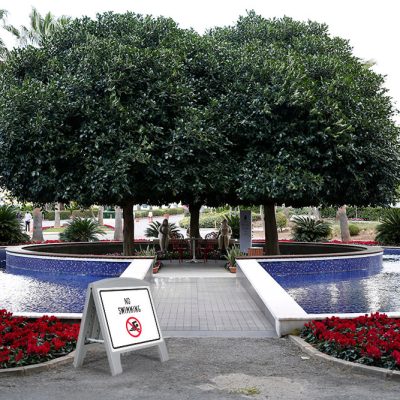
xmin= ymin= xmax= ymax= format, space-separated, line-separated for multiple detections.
xmin=126 ymin=316 xmax=142 ymax=338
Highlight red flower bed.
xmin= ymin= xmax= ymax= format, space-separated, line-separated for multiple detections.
xmin=103 ymin=224 xmax=115 ymax=230
xmin=328 ymin=239 xmax=379 ymax=246
xmin=252 ymin=239 xmax=379 ymax=246
xmin=301 ymin=313 xmax=400 ymax=370
xmin=0 ymin=309 xmax=80 ymax=369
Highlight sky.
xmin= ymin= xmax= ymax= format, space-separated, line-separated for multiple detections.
xmin=1 ymin=0 xmax=399 ymax=120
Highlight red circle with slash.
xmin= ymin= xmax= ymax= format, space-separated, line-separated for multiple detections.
xmin=126 ymin=317 xmax=142 ymax=338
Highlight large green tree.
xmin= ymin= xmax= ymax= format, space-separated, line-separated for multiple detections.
xmin=160 ymin=35 xmax=236 ymax=237
xmin=0 ymin=11 xmax=399 ymax=257
xmin=209 ymin=13 xmax=400 ymax=254
xmin=0 ymin=12 xmax=189 ymax=255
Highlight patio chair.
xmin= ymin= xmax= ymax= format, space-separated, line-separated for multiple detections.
xmin=199 ymin=239 xmax=216 ymax=263
xmin=170 ymin=238 xmax=188 ymax=263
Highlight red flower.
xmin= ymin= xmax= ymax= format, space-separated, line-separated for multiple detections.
xmin=392 ymin=350 xmax=400 ymax=365
xmin=51 ymin=337 xmax=66 ymax=351
xmin=301 ymin=313 xmax=400 ymax=370
xmin=14 ymin=350 xmax=24 ymax=362
xmin=0 ymin=309 xmax=80 ymax=368
xmin=365 ymin=345 xmax=381 ymax=359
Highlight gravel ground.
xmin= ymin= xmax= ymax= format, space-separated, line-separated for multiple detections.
xmin=1 ymin=337 xmax=399 ymax=400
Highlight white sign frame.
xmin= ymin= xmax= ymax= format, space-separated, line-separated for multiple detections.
xmin=73 ymin=277 xmax=168 ymax=376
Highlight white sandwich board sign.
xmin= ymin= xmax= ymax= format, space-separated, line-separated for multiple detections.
xmin=74 ymin=277 xmax=168 ymax=376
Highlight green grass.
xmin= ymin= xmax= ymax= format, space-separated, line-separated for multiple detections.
xmin=231 ymin=387 xmax=261 ymax=396
xmin=44 ymin=227 xmax=64 ymax=232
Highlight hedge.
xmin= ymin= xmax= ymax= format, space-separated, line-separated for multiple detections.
xmin=134 ymin=207 xmax=185 ymax=218
xmin=43 ymin=209 xmax=98 ymax=220
xmin=179 ymin=212 xmax=262 ymax=229
xmin=100 ymin=207 xmax=185 ymax=219
xmin=320 ymin=207 xmax=392 ymax=221
xmin=179 ymin=213 xmax=226 ymax=229
xmin=43 ymin=210 xmax=72 ymax=220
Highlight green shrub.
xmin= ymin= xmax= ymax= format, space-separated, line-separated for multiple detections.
xmin=103 ymin=210 xmax=115 ymax=218
xmin=71 ymin=209 xmax=98 ymax=218
xmin=292 ymin=216 xmax=331 ymax=242
xmin=348 ymin=224 xmax=361 ymax=236
xmin=0 ymin=205 xmax=30 ymax=245
xmin=375 ymin=209 xmax=400 ymax=245
xmin=180 ymin=211 xmax=260 ymax=231
xmin=179 ymin=213 xmax=226 ymax=229
xmin=43 ymin=210 xmax=71 ymax=220
xmin=135 ymin=245 xmax=157 ymax=257
xmin=224 ymin=245 xmax=244 ymax=267
xmin=144 ymin=221 xmax=180 ymax=238
xmin=276 ymin=212 xmax=288 ymax=231
xmin=134 ymin=207 xmax=184 ymax=219
xmin=60 ymin=217 xmax=105 ymax=242
xmin=320 ymin=207 xmax=391 ymax=221
xmin=251 ymin=213 xmax=261 ymax=222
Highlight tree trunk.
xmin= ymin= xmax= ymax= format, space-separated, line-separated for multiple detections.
xmin=122 ymin=202 xmax=134 ymax=256
xmin=312 ymin=206 xmax=320 ymax=220
xmin=189 ymin=202 xmax=201 ymax=238
xmin=337 ymin=205 xmax=351 ymax=242
xmin=97 ymin=206 xmax=104 ymax=226
xmin=114 ymin=206 xmax=123 ymax=241
xmin=54 ymin=202 xmax=61 ymax=228
xmin=263 ymin=202 xmax=280 ymax=255
xmin=32 ymin=207 xmax=44 ymax=242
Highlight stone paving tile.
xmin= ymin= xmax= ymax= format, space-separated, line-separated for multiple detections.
xmin=150 ymin=277 xmax=275 ymax=336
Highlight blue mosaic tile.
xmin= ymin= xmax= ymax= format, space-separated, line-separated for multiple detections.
xmin=0 ymin=248 xmax=6 ymax=269
xmin=269 ymin=254 xmax=400 ymax=314
xmin=259 ymin=254 xmax=382 ymax=275
xmin=6 ymin=254 xmax=130 ymax=277
xmin=383 ymin=247 xmax=400 ymax=255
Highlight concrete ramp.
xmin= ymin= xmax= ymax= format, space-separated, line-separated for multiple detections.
xmin=150 ymin=262 xmax=276 ymax=337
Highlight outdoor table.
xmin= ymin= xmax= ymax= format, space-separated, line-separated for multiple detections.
xmin=189 ymin=237 xmax=201 ymax=263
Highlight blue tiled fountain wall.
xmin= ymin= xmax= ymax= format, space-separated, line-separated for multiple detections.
xmin=0 ymin=247 xmax=6 ymax=268
xmin=6 ymin=253 xmax=131 ymax=277
xmin=384 ymin=247 xmax=400 ymax=255
xmin=259 ymin=253 xmax=383 ymax=275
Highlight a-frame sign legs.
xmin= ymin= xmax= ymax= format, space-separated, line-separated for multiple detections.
xmin=74 ymin=277 xmax=169 ymax=376
xmin=105 ymin=348 xmax=122 ymax=376
xmin=157 ymin=340 xmax=169 ymax=362
xmin=73 ymin=289 xmax=97 ymax=369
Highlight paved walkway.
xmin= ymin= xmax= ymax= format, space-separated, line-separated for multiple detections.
xmin=2 ymin=337 xmax=399 ymax=400
xmin=151 ymin=262 xmax=276 ymax=338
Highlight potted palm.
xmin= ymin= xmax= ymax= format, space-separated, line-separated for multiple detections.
xmin=224 ymin=246 xmax=242 ymax=273
xmin=136 ymin=245 xmax=160 ymax=273
xmin=59 ymin=217 xmax=105 ymax=242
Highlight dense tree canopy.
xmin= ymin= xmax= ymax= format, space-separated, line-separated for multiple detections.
xmin=0 ymin=11 xmax=399 ymax=255
xmin=0 ymin=12 xmax=193 ymax=253
xmin=209 ymin=13 xmax=400 ymax=207
xmin=0 ymin=12 xmax=188 ymax=207
xmin=206 ymin=14 xmax=400 ymax=252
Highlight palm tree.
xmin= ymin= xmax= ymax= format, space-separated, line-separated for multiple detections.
xmin=3 ymin=7 xmax=71 ymax=238
xmin=5 ymin=7 xmax=70 ymax=47
xmin=0 ymin=9 xmax=9 ymax=59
